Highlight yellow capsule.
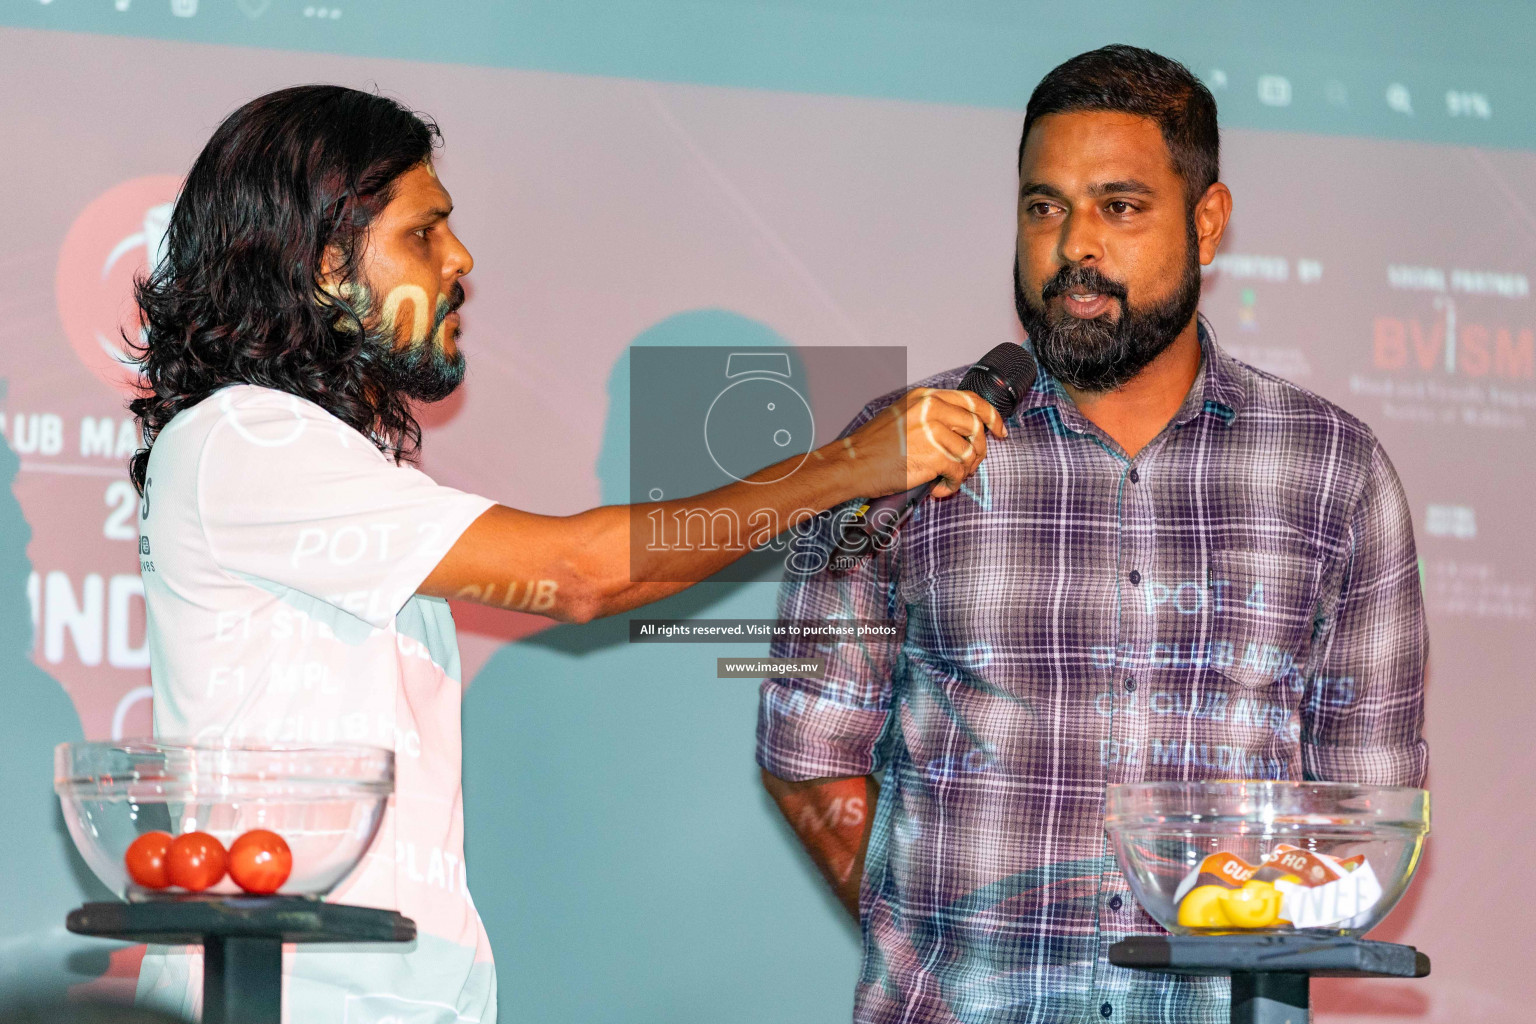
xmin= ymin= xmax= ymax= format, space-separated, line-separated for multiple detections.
xmin=1222 ymin=879 xmax=1283 ymax=929
xmin=1177 ymin=885 xmax=1233 ymax=929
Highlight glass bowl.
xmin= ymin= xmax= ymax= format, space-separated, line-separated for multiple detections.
xmin=1105 ymin=781 xmax=1428 ymax=936
xmin=56 ymin=741 xmax=392 ymax=901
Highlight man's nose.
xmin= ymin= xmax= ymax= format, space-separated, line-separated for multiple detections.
xmin=446 ymin=233 xmax=474 ymax=279
xmin=1058 ymin=209 xmax=1103 ymax=265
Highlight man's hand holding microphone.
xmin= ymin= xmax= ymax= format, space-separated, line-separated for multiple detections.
xmin=422 ymin=347 xmax=1031 ymax=622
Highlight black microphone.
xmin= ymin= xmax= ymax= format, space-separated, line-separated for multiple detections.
xmin=833 ymin=343 xmax=1038 ymax=561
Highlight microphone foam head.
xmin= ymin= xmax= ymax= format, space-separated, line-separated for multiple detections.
xmin=960 ymin=343 xmax=1038 ymax=416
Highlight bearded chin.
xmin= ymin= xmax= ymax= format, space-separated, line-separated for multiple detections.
xmin=341 ymin=283 xmax=467 ymax=404
xmin=380 ymin=336 xmax=465 ymax=403
xmin=360 ymin=317 xmax=465 ymax=403
xmin=1013 ymin=248 xmax=1202 ymax=393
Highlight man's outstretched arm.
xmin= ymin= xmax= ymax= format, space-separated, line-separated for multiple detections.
xmin=761 ymin=769 xmax=879 ymax=922
xmin=420 ymin=387 xmax=1002 ymax=621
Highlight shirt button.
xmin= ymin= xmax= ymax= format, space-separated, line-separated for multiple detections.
xmin=1128 ymin=467 xmax=1140 ymax=483
xmin=1124 ymin=678 xmax=1136 ymax=693
xmin=1128 ymin=570 xmax=1142 ymax=585
xmin=1109 ymin=895 xmax=1123 ymax=911
xmin=1101 ymin=1003 xmax=1114 ymax=1018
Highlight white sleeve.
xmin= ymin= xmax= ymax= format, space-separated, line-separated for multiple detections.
xmin=196 ymin=388 xmax=495 ymax=629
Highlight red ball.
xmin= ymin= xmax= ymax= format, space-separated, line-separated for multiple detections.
xmin=124 ymin=831 xmax=173 ymax=889
xmin=166 ymin=831 xmax=228 ymax=892
xmin=227 ymin=830 xmax=293 ymax=895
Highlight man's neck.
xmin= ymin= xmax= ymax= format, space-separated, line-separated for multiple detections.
xmin=1061 ymin=320 xmax=1203 ymax=460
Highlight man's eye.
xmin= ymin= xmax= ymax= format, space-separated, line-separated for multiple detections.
xmin=1027 ymin=202 xmax=1056 ymax=217
xmin=1107 ymin=201 xmax=1135 ymax=215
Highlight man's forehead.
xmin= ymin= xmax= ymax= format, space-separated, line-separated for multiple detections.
xmin=1020 ymin=111 xmax=1176 ymax=189
xmin=386 ymin=162 xmax=453 ymax=216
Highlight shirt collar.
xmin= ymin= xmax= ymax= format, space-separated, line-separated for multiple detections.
xmin=1018 ymin=318 xmax=1247 ymax=431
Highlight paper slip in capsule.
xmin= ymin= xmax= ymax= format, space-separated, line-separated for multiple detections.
xmin=1275 ymin=860 xmax=1383 ymax=928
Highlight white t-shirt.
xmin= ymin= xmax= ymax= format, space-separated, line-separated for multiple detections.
xmin=135 ymin=384 xmax=499 ymax=1024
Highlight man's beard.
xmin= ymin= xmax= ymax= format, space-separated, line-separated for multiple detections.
xmin=1013 ymin=230 xmax=1202 ymax=393
xmin=361 ymin=281 xmax=466 ymax=403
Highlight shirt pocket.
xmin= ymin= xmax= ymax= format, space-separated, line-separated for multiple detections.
xmin=1208 ymin=548 xmax=1324 ymax=691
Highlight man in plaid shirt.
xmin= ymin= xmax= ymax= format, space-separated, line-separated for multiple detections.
xmin=757 ymin=45 xmax=1426 ymax=1024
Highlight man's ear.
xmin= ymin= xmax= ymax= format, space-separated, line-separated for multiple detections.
xmin=316 ymin=245 xmax=369 ymax=334
xmin=317 ymin=244 xmax=347 ymax=299
xmin=1193 ymin=182 xmax=1233 ymax=266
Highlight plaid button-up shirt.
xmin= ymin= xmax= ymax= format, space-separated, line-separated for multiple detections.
xmin=756 ymin=324 xmax=1428 ymax=1024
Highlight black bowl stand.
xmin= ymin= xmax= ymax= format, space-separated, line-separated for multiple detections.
xmin=67 ymin=897 xmax=415 ymax=1024
xmin=1109 ymin=934 xmax=1429 ymax=1024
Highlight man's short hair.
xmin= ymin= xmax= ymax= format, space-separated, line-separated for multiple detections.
xmin=1019 ymin=44 xmax=1219 ymax=207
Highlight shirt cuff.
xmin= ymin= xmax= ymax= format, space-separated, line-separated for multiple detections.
xmin=756 ymin=679 xmax=890 ymax=781
xmin=367 ymin=493 xmax=497 ymax=629
xmin=1302 ymin=739 xmax=1428 ymax=787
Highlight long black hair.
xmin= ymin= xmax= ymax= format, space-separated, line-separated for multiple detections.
xmin=127 ymin=84 xmax=441 ymax=493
